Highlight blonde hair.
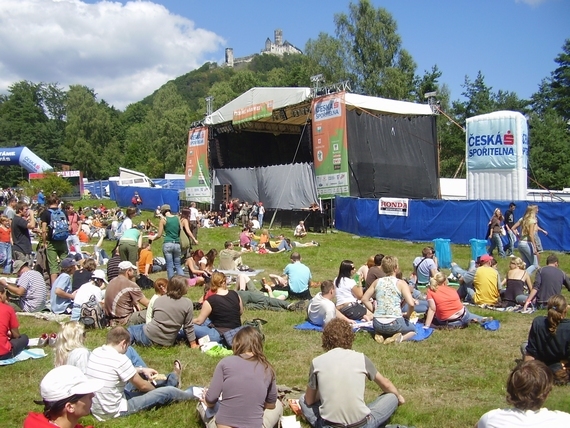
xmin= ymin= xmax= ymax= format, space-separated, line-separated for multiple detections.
xmin=381 ymin=256 xmax=398 ymax=276
xmin=210 ymin=272 xmax=227 ymax=293
xmin=54 ymin=322 xmax=86 ymax=367
xmin=428 ymin=271 xmax=447 ymax=292
xmin=366 ymin=256 xmax=375 ymax=268
xmin=547 ymin=295 xmax=568 ymax=335
xmin=510 ymin=257 xmax=526 ymax=270
xmin=521 ymin=205 xmax=538 ymax=237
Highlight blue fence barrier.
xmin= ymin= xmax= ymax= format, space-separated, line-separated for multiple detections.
xmin=335 ymin=196 xmax=570 ymax=252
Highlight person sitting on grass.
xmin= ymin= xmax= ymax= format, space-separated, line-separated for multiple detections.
xmin=423 ymin=272 xmax=491 ymax=329
xmin=362 ymin=256 xmax=416 ymax=345
xmin=476 ymin=360 xmax=570 ymax=427
xmin=334 ymin=260 xmax=373 ymax=322
xmin=0 ymin=282 xmax=29 ymax=361
xmin=23 ymin=365 xmax=104 ymax=428
xmin=501 ymin=257 xmax=533 ymax=307
xmin=85 ymin=326 xmax=196 ymax=421
xmin=186 ymin=249 xmax=209 ymax=286
xmin=300 ymin=318 xmax=406 ymax=428
xmin=294 ymin=220 xmax=307 ymax=238
xmin=307 ymin=280 xmax=356 ymax=326
xmin=269 ymin=252 xmax=312 ymax=300
xmin=145 ymin=278 xmax=168 ymax=324
xmin=523 ymin=294 xmax=570 ymax=385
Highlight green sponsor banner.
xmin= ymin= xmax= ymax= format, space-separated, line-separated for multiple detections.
xmin=311 ymin=92 xmax=349 ymax=199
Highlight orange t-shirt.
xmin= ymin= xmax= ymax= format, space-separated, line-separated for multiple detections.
xmin=426 ymin=285 xmax=463 ymax=321
xmin=78 ymin=230 xmax=89 ymax=243
xmin=138 ymin=248 xmax=154 ymax=274
xmin=0 ymin=226 xmax=11 ymax=244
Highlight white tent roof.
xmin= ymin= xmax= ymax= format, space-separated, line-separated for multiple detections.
xmin=204 ymin=87 xmax=433 ymax=126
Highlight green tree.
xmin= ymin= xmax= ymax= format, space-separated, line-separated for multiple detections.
xmin=20 ymin=172 xmax=72 ymax=198
xmin=550 ymin=39 xmax=570 ymax=119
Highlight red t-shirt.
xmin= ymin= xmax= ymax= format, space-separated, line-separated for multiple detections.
xmin=23 ymin=412 xmax=91 ymax=428
xmin=0 ymin=302 xmax=19 ymax=354
xmin=426 ymin=285 xmax=463 ymax=321
xmin=0 ymin=226 xmax=11 ymax=243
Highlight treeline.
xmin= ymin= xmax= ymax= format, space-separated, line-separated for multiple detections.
xmin=0 ymin=0 xmax=568 ymax=190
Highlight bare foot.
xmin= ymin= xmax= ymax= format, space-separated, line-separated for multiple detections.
xmin=173 ymin=360 xmax=182 ymax=388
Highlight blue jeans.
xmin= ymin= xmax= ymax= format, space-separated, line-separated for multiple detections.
xmin=128 ymin=324 xmax=153 ymax=346
xmin=432 ymin=308 xmax=485 ymax=327
xmin=518 ymin=240 xmax=538 ymax=275
xmin=122 ymin=386 xmax=196 ymax=416
xmin=193 ymin=320 xmax=222 ymax=343
xmin=163 ymin=242 xmax=183 ymax=279
xmin=488 ymin=233 xmax=505 ymax=258
xmin=125 ymin=346 xmax=146 ymax=367
xmin=258 ymin=213 xmax=264 ymax=228
xmin=373 ymin=317 xmax=416 ymax=337
xmin=277 ymin=239 xmax=291 ymax=251
xmin=504 ymin=230 xmax=516 ymax=255
xmin=66 ymin=234 xmax=81 ymax=253
xmin=300 ymin=393 xmax=398 ymax=428
xmin=402 ymin=289 xmax=428 ymax=314
xmin=0 ymin=242 xmax=12 ymax=274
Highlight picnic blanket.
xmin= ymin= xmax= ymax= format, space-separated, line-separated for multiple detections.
xmin=0 ymin=348 xmax=47 ymax=366
xmin=294 ymin=321 xmax=434 ymax=341
xmin=217 ymin=269 xmax=264 ymax=277
xmin=17 ymin=312 xmax=70 ymax=322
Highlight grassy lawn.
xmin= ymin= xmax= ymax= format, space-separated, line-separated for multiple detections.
xmin=2 ymin=204 xmax=570 ymax=428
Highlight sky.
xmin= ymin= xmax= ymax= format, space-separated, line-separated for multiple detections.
xmin=0 ymin=0 xmax=568 ymax=110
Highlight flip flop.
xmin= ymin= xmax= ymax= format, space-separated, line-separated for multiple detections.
xmin=174 ymin=360 xmax=182 ymax=388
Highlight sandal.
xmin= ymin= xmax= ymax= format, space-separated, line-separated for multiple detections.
xmin=173 ymin=360 xmax=182 ymax=388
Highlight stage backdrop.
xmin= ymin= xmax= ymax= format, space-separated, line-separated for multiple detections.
xmin=335 ymin=196 xmax=570 ymax=252
xmin=110 ymin=182 xmax=180 ymax=213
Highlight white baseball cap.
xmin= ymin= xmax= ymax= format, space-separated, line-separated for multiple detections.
xmin=118 ymin=261 xmax=137 ymax=271
xmin=91 ymin=269 xmax=108 ymax=284
xmin=40 ymin=365 xmax=103 ymax=402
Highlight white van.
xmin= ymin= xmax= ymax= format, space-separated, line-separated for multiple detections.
xmin=106 ymin=168 xmax=161 ymax=195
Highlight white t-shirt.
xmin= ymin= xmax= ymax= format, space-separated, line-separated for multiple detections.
xmin=86 ymin=345 xmax=137 ymax=421
xmin=74 ymin=281 xmax=104 ymax=309
xmin=477 ymin=407 xmax=570 ymax=427
xmin=67 ymin=347 xmax=91 ymax=373
xmin=308 ymin=293 xmax=336 ymax=326
xmin=145 ymin=294 xmax=160 ymax=324
xmin=119 ymin=217 xmax=133 ymax=234
xmin=334 ymin=277 xmax=358 ymax=306
xmin=189 ymin=207 xmax=198 ymax=221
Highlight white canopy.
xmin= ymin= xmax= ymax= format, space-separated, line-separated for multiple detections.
xmin=204 ymin=87 xmax=433 ymax=126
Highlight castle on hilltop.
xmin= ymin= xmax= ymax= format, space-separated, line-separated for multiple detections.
xmin=225 ymin=29 xmax=302 ymax=68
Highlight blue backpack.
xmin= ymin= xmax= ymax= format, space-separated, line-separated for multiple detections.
xmin=48 ymin=208 xmax=69 ymax=241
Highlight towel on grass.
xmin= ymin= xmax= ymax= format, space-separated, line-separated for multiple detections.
xmin=0 ymin=348 xmax=47 ymax=366
xmin=295 ymin=321 xmax=434 ymax=341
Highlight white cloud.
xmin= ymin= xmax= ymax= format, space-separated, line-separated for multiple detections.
xmin=0 ymin=0 xmax=225 ymax=109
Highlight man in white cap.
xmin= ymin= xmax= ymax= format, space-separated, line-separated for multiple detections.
xmin=71 ymin=269 xmax=108 ymax=321
xmin=104 ymin=261 xmax=149 ymax=326
xmin=0 ymin=260 xmax=46 ymax=312
xmin=23 ymin=364 xmax=104 ymax=428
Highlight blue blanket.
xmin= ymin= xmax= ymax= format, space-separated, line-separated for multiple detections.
xmin=0 ymin=348 xmax=47 ymax=366
xmin=294 ymin=321 xmax=434 ymax=341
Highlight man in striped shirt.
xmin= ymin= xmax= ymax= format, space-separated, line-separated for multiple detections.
xmin=86 ymin=326 xmax=197 ymax=421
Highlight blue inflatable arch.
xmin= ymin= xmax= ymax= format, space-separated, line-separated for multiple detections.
xmin=0 ymin=147 xmax=52 ymax=173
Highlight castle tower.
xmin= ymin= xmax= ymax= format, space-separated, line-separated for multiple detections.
xmin=274 ymin=29 xmax=283 ymax=46
xmin=225 ymin=48 xmax=234 ymax=67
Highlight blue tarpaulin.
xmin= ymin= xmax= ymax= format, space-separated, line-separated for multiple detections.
xmin=110 ymin=182 xmax=180 ymax=213
xmin=335 ymin=196 xmax=570 ymax=252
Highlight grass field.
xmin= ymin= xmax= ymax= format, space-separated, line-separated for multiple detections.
xmin=2 ymin=205 xmax=569 ymax=428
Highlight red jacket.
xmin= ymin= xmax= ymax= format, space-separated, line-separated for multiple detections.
xmin=23 ymin=412 xmax=92 ymax=428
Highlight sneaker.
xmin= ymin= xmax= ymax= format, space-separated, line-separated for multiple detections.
xmin=384 ymin=333 xmax=403 ymax=344
xmin=49 ymin=333 xmax=57 ymax=347
xmin=287 ymin=300 xmax=308 ymax=312
xmin=38 ymin=333 xmax=49 ymax=347
xmin=509 ymin=254 xmax=516 ymax=258
xmin=374 ymin=334 xmax=385 ymax=344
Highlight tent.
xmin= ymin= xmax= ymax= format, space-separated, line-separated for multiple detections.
xmin=188 ymin=87 xmax=438 ymax=209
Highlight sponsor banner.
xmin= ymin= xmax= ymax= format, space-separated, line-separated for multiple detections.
xmin=0 ymin=147 xmax=52 ymax=172
xmin=378 ymin=197 xmax=409 ymax=217
xmin=312 ymin=92 xmax=349 ymax=199
xmin=185 ymin=127 xmax=211 ymax=202
xmin=466 ymin=114 xmax=528 ymax=171
xmin=232 ymin=101 xmax=274 ymax=125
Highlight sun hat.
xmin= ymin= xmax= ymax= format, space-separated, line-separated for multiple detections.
xmin=91 ymin=269 xmax=108 ymax=284
xmin=12 ymin=260 xmax=28 ymax=273
xmin=118 ymin=261 xmax=137 ymax=271
xmin=40 ymin=365 xmax=104 ymax=402
xmin=160 ymin=204 xmax=171 ymax=213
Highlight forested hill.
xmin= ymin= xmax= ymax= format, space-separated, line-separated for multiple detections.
xmin=0 ymin=2 xmax=568 ymax=190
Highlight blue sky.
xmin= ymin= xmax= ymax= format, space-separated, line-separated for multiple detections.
xmin=1 ymin=0 xmax=568 ymax=109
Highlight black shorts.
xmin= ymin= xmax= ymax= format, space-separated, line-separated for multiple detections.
xmin=339 ymin=303 xmax=367 ymax=320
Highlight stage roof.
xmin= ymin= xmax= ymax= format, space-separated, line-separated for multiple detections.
xmin=204 ymin=87 xmax=434 ymax=127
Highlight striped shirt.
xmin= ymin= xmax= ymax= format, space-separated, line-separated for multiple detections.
xmin=86 ymin=345 xmax=136 ymax=420
xmin=17 ymin=270 xmax=46 ymax=312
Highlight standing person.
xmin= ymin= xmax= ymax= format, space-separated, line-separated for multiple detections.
xmin=300 ymin=318 xmax=405 ymax=428
xmin=503 ymin=202 xmax=517 ymax=257
xmin=179 ymin=208 xmax=198 ymax=257
xmin=118 ymin=220 xmax=142 ymax=266
xmin=40 ymin=195 xmax=70 ymax=285
xmin=512 ymin=205 xmax=539 ymax=275
xmin=153 ymin=204 xmax=183 ymax=279
xmin=0 ymin=282 xmax=29 ymax=360
xmin=258 ymin=202 xmax=265 ymax=228
xmin=487 ymin=208 xmax=506 ymax=258
xmin=523 ymin=254 xmax=570 ymax=310
xmin=200 ymin=326 xmax=283 ymax=428
xmin=65 ymin=203 xmax=82 ymax=253
xmin=189 ymin=202 xmax=199 ymax=239
xmin=0 ymin=260 xmax=46 ymax=313
xmin=131 ymin=191 xmax=143 ymax=216
xmin=476 ymin=360 xmax=570 ymax=426
xmin=3 ymin=197 xmax=17 ymax=221
xmin=11 ymin=202 xmax=36 ymax=265
xmin=23 ymin=365 xmax=104 ymax=428
xmin=362 ymin=256 xmax=416 ymax=344
xmin=0 ymin=215 xmax=13 ymax=274
xmin=36 ymin=189 xmax=45 ymax=206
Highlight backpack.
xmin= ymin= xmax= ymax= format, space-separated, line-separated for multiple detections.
xmin=48 ymin=208 xmax=69 ymax=241
xmin=79 ymin=295 xmax=108 ymax=329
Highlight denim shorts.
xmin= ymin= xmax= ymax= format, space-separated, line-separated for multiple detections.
xmin=373 ymin=317 xmax=415 ymax=336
